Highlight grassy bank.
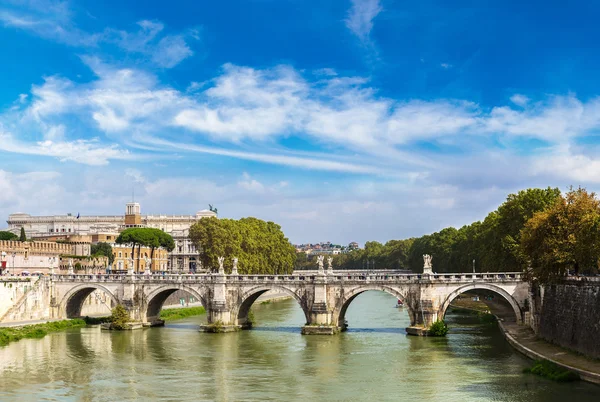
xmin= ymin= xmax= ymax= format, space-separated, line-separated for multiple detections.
xmin=160 ymin=306 xmax=206 ymax=321
xmin=0 ymin=319 xmax=86 ymax=347
xmin=523 ymin=360 xmax=580 ymax=382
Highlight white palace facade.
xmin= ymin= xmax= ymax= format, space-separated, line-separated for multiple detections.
xmin=6 ymin=202 xmax=217 ymax=273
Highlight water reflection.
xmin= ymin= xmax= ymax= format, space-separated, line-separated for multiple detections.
xmin=1 ymin=292 xmax=600 ymax=401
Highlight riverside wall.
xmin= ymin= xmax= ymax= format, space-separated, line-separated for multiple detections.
xmin=536 ymin=280 xmax=600 ymax=359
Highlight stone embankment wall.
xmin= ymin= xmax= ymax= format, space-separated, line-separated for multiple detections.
xmin=0 ymin=277 xmax=52 ymax=322
xmin=538 ymin=280 xmax=600 ymax=359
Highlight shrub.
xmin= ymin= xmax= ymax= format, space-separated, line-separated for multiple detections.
xmin=110 ymin=305 xmax=130 ymax=330
xmin=523 ymin=360 xmax=580 ymax=382
xmin=429 ymin=320 xmax=449 ymax=336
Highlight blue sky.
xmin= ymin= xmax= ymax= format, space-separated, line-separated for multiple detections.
xmin=1 ymin=0 xmax=600 ymax=244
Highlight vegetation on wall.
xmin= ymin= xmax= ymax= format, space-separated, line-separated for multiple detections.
xmin=91 ymin=242 xmax=115 ymax=265
xmin=188 ymin=217 xmax=296 ymax=274
xmin=19 ymin=227 xmax=26 ymax=242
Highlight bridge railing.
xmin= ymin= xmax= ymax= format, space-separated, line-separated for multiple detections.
xmin=49 ymin=271 xmax=524 ymax=283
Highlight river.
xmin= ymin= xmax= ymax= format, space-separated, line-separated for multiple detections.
xmin=0 ymin=291 xmax=598 ymax=401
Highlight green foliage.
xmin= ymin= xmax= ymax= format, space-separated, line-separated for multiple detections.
xmin=19 ymin=227 xmax=26 ymax=242
xmin=74 ymin=262 xmax=82 ymax=271
xmin=338 ymin=187 xmax=560 ymax=273
xmin=109 ymin=304 xmax=130 ymax=330
xmin=83 ymin=316 xmax=111 ymax=325
xmin=521 ymin=187 xmax=600 ymax=282
xmin=116 ymin=228 xmax=174 ymax=270
xmin=330 ymin=238 xmax=415 ymax=270
xmin=523 ymin=360 xmax=580 ymax=382
xmin=0 ymin=231 xmax=18 ymax=241
xmin=247 ymin=309 xmax=256 ymax=327
xmin=159 ymin=306 xmax=206 ymax=321
xmin=189 ymin=217 xmax=296 ymax=274
xmin=428 ymin=320 xmax=449 ymax=336
xmin=91 ymin=242 xmax=115 ymax=265
xmin=0 ymin=319 xmax=86 ymax=347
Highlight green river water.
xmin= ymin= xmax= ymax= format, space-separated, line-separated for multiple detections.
xmin=0 ymin=291 xmax=598 ymax=401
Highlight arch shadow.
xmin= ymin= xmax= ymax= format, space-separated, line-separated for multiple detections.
xmin=237 ymin=286 xmax=308 ymax=329
xmin=60 ymin=284 xmax=119 ymax=319
xmin=439 ymin=283 xmax=522 ymax=324
xmin=334 ymin=286 xmax=415 ymax=329
xmin=144 ymin=285 xmax=207 ymax=323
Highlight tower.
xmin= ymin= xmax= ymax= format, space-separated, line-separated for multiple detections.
xmin=125 ymin=202 xmax=141 ymax=227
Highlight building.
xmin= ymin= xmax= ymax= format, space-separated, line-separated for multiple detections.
xmin=112 ymin=244 xmax=169 ymax=273
xmin=7 ymin=202 xmax=217 ymax=272
xmin=0 ymin=240 xmax=72 ymax=275
xmin=349 ymin=242 xmax=359 ymax=249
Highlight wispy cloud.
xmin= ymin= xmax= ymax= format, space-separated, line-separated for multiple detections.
xmin=0 ymin=4 xmax=195 ymax=67
xmin=345 ymin=0 xmax=382 ymax=43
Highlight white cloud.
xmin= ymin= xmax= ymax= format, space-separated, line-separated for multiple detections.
xmin=0 ymin=4 xmax=194 ymax=68
xmin=510 ymin=94 xmax=529 ymax=107
xmin=152 ymin=35 xmax=193 ymax=68
xmin=238 ymin=172 xmax=265 ymax=193
xmin=0 ymin=129 xmax=132 ymax=165
xmin=440 ymin=63 xmax=452 ymax=69
xmin=345 ymin=0 xmax=382 ymax=42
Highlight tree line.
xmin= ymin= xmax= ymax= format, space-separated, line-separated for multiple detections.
xmin=330 ymin=187 xmax=600 ymax=281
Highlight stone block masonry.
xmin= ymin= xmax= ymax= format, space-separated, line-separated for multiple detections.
xmin=539 ymin=280 xmax=600 ymax=359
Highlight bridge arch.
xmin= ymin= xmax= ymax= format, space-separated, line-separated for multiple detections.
xmin=144 ymin=285 xmax=207 ymax=323
xmin=334 ymin=285 xmax=415 ymax=328
xmin=60 ymin=284 xmax=119 ymax=319
xmin=439 ymin=283 xmax=523 ymax=324
xmin=236 ymin=285 xmax=309 ymax=328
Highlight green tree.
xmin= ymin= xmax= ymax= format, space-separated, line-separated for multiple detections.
xmin=520 ymin=187 xmax=600 ymax=282
xmin=19 ymin=227 xmax=26 ymax=242
xmin=0 ymin=231 xmax=18 ymax=241
xmin=110 ymin=304 xmax=130 ymax=330
xmin=189 ymin=217 xmax=296 ymax=274
xmin=116 ymin=228 xmax=174 ymax=271
xmin=91 ymin=242 xmax=115 ymax=265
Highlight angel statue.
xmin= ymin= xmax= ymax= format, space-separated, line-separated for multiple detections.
xmin=232 ymin=257 xmax=239 ymax=275
xmin=317 ymin=255 xmax=325 ymax=272
xmin=327 ymin=256 xmax=333 ymax=272
xmin=423 ymin=254 xmax=433 ymax=273
xmin=218 ymin=256 xmax=225 ymax=273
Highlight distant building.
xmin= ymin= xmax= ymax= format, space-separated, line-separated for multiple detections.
xmin=7 ymin=202 xmax=217 ymax=273
xmin=349 ymin=242 xmax=359 ymax=249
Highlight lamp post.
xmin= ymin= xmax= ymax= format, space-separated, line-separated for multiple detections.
xmin=472 ymin=259 xmax=476 ymax=274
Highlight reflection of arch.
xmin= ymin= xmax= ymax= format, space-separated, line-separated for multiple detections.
xmin=334 ymin=286 xmax=415 ymax=327
xmin=60 ymin=284 xmax=119 ymax=318
xmin=144 ymin=285 xmax=207 ymax=322
xmin=439 ymin=283 xmax=522 ymax=324
xmin=237 ymin=286 xmax=308 ymax=327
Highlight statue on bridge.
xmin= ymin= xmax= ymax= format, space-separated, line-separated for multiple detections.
xmin=232 ymin=257 xmax=239 ymax=275
xmin=327 ymin=256 xmax=333 ymax=274
xmin=317 ymin=255 xmax=325 ymax=273
xmin=423 ymin=254 xmax=433 ymax=275
xmin=218 ymin=256 xmax=225 ymax=274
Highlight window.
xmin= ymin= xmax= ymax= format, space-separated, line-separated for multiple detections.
xmin=118 ymin=252 xmax=122 ymax=258
xmin=125 ymin=252 xmax=128 ymax=258
xmin=68 ymin=229 xmax=71 ymax=232
xmin=50 ymin=229 xmax=53 ymax=233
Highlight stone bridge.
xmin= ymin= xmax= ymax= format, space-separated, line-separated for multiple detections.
xmin=49 ymin=270 xmax=529 ymax=334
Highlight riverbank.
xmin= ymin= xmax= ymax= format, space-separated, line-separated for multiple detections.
xmin=451 ymin=294 xmax=600 ymax=384
xmin=498 ymin=320 xmax=600 ymax=384
xmin=0 ymin=319 xmax=86 ymax=347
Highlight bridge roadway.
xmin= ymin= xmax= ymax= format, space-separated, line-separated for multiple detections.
xmin=49 ymin=270 xmax=529 ymax=334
